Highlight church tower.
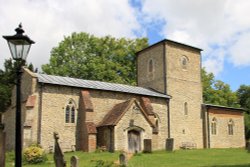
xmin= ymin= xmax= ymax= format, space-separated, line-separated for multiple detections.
xmin=137 ymin=39 xmax=203 ymax=149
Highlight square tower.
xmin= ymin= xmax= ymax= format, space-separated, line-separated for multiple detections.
xmin=137 ymin=39 xmax=204 ymax=149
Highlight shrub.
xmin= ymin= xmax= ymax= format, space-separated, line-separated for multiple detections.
xmin=23 ymin=145 xmax=47 ymax=164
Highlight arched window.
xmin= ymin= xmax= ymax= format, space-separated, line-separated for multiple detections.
xmin=228 ymin=119 xmax=234 ymax=135
xmin=65 ymin=99 xmax=76 ymax=123
xmin=184 ymin=102 xmax=188 ymax=115
xmin=211 ymin=117 xmax=217 ymax=135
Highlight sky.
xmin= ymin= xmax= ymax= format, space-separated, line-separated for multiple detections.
xmin=0 ymin=0 xmax=249 ymax=91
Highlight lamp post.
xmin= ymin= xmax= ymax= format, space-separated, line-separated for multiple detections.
xmin=3 ymin=24 xmax=34 ymax=167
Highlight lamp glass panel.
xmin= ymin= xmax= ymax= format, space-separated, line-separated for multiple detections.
xmin=7 ymin=39 xmax=31 ymax=60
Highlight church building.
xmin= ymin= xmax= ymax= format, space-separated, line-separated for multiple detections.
xmin=3 ymin=39 xmax=245 ymax=152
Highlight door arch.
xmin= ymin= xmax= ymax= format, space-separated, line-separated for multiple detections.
xmin=128 ymin=130 xmax=141 ymax=153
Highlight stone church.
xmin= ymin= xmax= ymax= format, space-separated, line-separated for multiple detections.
xmin=2 ymin=39 xmax=245 ymax=153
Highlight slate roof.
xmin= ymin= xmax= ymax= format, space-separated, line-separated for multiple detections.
xmin=36 ymin=73 xmax=170 ymax=99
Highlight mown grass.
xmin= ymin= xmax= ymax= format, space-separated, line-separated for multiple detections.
xmin=5 ymin=148 xmax=250 ymax=167
xmin=128 ymin=148 xmax=250 ymax=167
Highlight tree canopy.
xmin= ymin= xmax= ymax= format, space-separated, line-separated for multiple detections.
xmin=201 ymin=68 xmax=239 ymax=107
xmin=42 ymin=32 xmax=149 ymax=85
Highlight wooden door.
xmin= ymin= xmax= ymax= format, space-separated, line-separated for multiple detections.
xmin=128 ymin=130 xmax=140 ymax=153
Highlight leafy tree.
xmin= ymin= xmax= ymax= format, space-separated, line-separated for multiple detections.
xmin=0 ymin=59 xmax=34 ymax=113
xmin=237 ymin=85 xmax=250 ymax=113
xmin=201 ymin=68 xmax=239 ymax=107
xmin=42 ymin=32 xmax=149 ymax=85
xmin=237 ymin=85 xmax=250 ymax=139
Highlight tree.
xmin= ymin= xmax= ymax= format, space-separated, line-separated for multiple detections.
xmin=42 ymin=32 xmax=149 ymax=85
xmin=237 ymin=85 xmax=250 ymax=139
xmin=237 ymin=85 xmax=250 ymax=113
xmin=201 ymin=68 xmax=239 ymax=107
xmin=0 ymin=59 xmax=34 ymax=112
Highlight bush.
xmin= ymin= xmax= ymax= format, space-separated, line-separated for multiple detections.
xmin=23 ymin=145 xmax=47 ymax=164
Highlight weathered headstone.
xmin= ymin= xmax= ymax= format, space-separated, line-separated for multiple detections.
xmin=54 ymin=132 xmax=66 ymax=167
xmin=70 ymin=155 xmax=79 ymax=167
xmin=0 ymin=123 xmax=5 ymax=167
xmin=119 ymin=153 xmax=127 ymax=167
xmin=143 ymin=139 xmax=152 ymax=153
xmin=166 ymin=138 xmax=174 ymax=151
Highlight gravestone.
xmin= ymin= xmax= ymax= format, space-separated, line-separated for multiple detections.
xmin=119 ymin=153 xmax=127 ymax=167
xmin=166 ymin=138 xmax=174 ymax=151
xmin=143 ymin=139 xmax=152 ymax=153
xmin=0 ymin=123 xmax=5 ymax=167
xmin=247 ymin=141 xmax=250 ymax=153
xmin=54 ymin=132 xmax=66 ymax=167
xmin=70 ymin=156 xmax=79 ymax=167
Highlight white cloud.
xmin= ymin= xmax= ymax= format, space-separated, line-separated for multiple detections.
xmin=229 ymin=31 xmax=250 ymax=66
xmin=140 ymin=0 xmax=250 ymax=75
xmin=0 ymin=0 xmax=141 ymax=70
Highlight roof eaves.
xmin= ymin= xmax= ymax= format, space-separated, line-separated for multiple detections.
xmin=204 ymin=103 xmax=245 ymax=112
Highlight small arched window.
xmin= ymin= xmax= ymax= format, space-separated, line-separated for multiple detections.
xmin=65 ymin=99 xmax=76 ymax=123
xmin=211 ymin=117 xmax=217 ymax=135
xmin=228 ymin=119 xmax=234 ymax=135
xmin=184 ymin=102 xmax=188 ymax=115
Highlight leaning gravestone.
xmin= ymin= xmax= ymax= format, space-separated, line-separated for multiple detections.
xmin=70 ymin=156 xmax=79 ymax=167
xmin=119 ymin=153 xmax=127 ymax=167
xmin=54 ymin=132 xmax=66 ymax=167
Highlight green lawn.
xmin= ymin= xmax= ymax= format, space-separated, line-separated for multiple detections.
xmin=5 ymin=148 xmax=250 ymax=167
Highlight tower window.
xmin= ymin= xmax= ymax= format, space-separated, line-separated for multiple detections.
xmin=149 ymin=59 xmax=154 ymax=73
xmin=184 ymin=102 xmax=188 ymax=115
xmin=228 ymin=119 xmax=234 ymax=135
xmin=147 ymin=59 xmax=155 ymax=80
xmin=65 ymin=99 xmax=76 ymax=124
xmin=181 ymin=56 xmax=189 ymax=70
xmin=211 ymin=117 xmax=217 ymax=135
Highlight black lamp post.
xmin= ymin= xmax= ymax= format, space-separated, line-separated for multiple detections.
xmin=3 ymin=24 xmax=34 ymax=167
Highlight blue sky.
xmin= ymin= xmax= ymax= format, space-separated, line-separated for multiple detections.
xmin=0 ymin=0 xmax=249 ymax=91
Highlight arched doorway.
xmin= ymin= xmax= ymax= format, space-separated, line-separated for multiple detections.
xmin=128 ymin=130 xmax=141 ymax=153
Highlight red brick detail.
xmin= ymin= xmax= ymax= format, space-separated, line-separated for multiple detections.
xmin=140 ymin=97 xmax=154 ymax=115
xmin=25 ymin=95 xmax=36 ymax=108
xmin=80 ymin=90 xmax=94 ymax=112
xmin=86 ymin=122 xmax=97 ymax=134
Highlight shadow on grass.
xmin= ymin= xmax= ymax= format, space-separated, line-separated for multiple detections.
xmin=203 ymin=164 xmax=250 ymax=167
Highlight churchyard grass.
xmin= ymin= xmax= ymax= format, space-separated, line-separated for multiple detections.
xmin=5 ymin=148 xmax=250 ymax=167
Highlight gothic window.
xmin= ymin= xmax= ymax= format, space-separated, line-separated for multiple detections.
xmin=228 ymin=119 xmax=234 ymax=135
xmin=181 ymin=56 xmax=189 ymax=70
xmin=211 ymin=117 xmax=217 ymax=135
xmin=65 ymin=99 xmax=76 ymax=124
xmin=184 ymin=102 xmax=188 ymax=115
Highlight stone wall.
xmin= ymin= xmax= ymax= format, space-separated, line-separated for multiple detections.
xmin=208 ymin=108 xmax=245 ymax=148
xmin=137 ymin=43 xmax=165 ymax=93
xmin=34 ymin=83 xmax=168 ymax=152
xmin=3 ymin=68 xmax=38 ymax=150
xmin=165 ymin=42 xmax=203 ymax=149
